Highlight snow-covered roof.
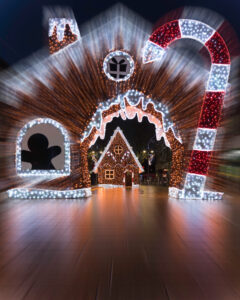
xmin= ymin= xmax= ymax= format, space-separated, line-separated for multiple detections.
xmin=93 ymin=127 xmax=144 ymax=173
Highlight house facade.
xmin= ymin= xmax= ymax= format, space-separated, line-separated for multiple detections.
xmin=93 ymin=128 xmax=144 ymax=186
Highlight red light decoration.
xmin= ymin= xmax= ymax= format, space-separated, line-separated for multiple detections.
xmin=149 ymin=20 xmax=181 ymax=48
xmin=205 ymin=32 xmax=230 ymax=64
xmin=199 ymin=92 xmax=224 ymax=129
xmin=188 ymin=151 xmax=211 ymax=175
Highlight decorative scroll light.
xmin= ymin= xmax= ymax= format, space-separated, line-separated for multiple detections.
xmin=143 ymin=19 xmax=231 ymax=199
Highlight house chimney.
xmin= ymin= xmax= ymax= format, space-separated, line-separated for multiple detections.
xmin=44 ymin=7 xmax=80 ymax=54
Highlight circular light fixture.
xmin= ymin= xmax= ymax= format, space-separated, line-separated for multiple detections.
xmin=103 ymin=51 xmax=134 ymax=82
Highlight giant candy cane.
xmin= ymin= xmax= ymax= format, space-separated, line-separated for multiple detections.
xmin=143 ymin=20 xmax=231 ymax=199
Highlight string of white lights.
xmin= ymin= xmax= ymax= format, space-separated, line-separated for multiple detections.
xmin=8 ymin=187 xmax=91 ymax=199
xmin=142 ymin=19 xmax=230 ymax=200
xmin=49 ymin=18 xmax=80 ymax=41
xmin=16 ymin=118 xmax=71 ymax=177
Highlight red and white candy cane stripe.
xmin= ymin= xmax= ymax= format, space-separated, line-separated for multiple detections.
xmin=143 ymin=19 xmax=230 ymax=199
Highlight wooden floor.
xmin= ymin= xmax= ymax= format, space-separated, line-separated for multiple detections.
xmin=0 ymin=186 xmax=240 ymax=299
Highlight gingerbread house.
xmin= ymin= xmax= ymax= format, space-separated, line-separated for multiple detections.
xmin=93 ymin=128 xmax=143 ymax=186
xmin=1 ymin=5 xmax=233 ymax=200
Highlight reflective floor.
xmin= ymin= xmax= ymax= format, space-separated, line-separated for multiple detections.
xmin=0 ymin=186 xmax=240 ymax=299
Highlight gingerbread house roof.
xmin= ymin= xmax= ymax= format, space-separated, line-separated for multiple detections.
xmin=93 ymin=127 xmax=144 ymax=173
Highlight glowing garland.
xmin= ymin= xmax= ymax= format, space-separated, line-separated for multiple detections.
xmin=103 ymin=51 xmax=134 ymax=82
xmin=8 ymin=188 xmax=91 ymax=199
xmin=143 ymin=19 xmax=230 ymax=199
xmin=81 ymin=90 xmax=179 ymax=143
xmin=16 ymin=118 xmax=71 ymax=177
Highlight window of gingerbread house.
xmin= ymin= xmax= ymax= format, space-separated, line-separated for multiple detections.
xmin=105 ymin=169 xmax=114 ymax=179
xmin=114 ymin=145 xmax=123 ymax=155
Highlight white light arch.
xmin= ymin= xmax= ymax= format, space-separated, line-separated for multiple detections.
xmin=16 ymin=118 xmax=70 ymax=177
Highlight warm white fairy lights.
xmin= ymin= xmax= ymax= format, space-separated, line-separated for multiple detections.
xmin=8 ymin=188 xmax=91 ymax=199
xmin=49 ymin=18 xmax=80 ymax=41
xmin=103 ymin=51 xmax=134 ymax=82
xmin=193 ymin=128 xmax=217 ymax=151
xmin=16 ymin=118 xmax=70 ymax=177
xmin=207 ymin=64 xmax=230 ymax=91
xmin=142 ymin=40 xmax=165 ymax=64
xmin=179 ymin=19 xmax=215 ymax=44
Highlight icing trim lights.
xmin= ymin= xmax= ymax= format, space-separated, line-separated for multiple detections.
xmin=16 ymin=118 xmax=71 ymax=177
xmin=143 ymin=19 xmax=230 ymax=199
xmin=81 ymin=89 xmax=180 ymax=145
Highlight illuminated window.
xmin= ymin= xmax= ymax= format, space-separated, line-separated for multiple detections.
xmin=105 ymin=169 xmax=114 ymax=179
xmin=114 ymin=145 xmax=123 ymax=155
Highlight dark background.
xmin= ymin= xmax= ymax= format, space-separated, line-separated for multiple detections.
xmin=0 ymin=0 xmax=239 ymax=65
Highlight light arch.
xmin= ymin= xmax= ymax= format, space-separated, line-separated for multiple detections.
xmin=81 ymin=90 xmax=185 ymax=189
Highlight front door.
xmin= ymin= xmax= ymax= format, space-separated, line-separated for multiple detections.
xmin=125 ymin=172 xmax=132 ymax=187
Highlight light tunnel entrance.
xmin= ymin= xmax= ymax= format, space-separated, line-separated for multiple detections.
xmin=81 ymin=91 xmax=185 ymax=190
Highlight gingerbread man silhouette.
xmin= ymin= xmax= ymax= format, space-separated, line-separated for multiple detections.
xmin=21 ymin=133 xmax=61 ymax=170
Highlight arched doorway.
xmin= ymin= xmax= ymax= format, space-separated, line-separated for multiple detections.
xmin=81 ymin=90 xmax=184 ymax=192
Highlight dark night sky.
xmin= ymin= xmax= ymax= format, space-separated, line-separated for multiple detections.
xmin=0 ymin=0 xmax=239 ymax=65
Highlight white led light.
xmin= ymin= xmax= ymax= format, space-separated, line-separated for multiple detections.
xmin=207 ymin=64 xmax=230 ymax=91
xmin=16 ymin=118 xmax=70 ymax=177
xmin=193 ymin=128 xmax=217 ymax=151
xmin=98 ymin=184 xmax=139 ymax=189
xmin=179 ymin=19 xmax=215 ymax=44
xmin=49 ymin=18 xmax=80 ymax=41
xmin=183 ymin=173 xmax=206 ymax=199
xmin=168 ymin=187 xmax=183 ymax=198
xmin=103 ymin=51 xmax=134 ymax=82
xmin=8 ymin=188 xmax=91 ymax=199
xmin=81 ymin=90 xmax=177 ymax=143
xmin=203 ymin=191 xmax=223 ymax=200
xmin=142 ymin=40 xmax=165 ymax=64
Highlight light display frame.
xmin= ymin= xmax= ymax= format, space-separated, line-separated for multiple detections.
xmin=16 ymin=118 xmax=71 ymax=177
xmin=103 ymin=51 xmax=135 ymax=82
xmin=143 ymin=18 xmax=231 ymax=199
xmin=81 ymin=89 xmax=180 ymax=145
